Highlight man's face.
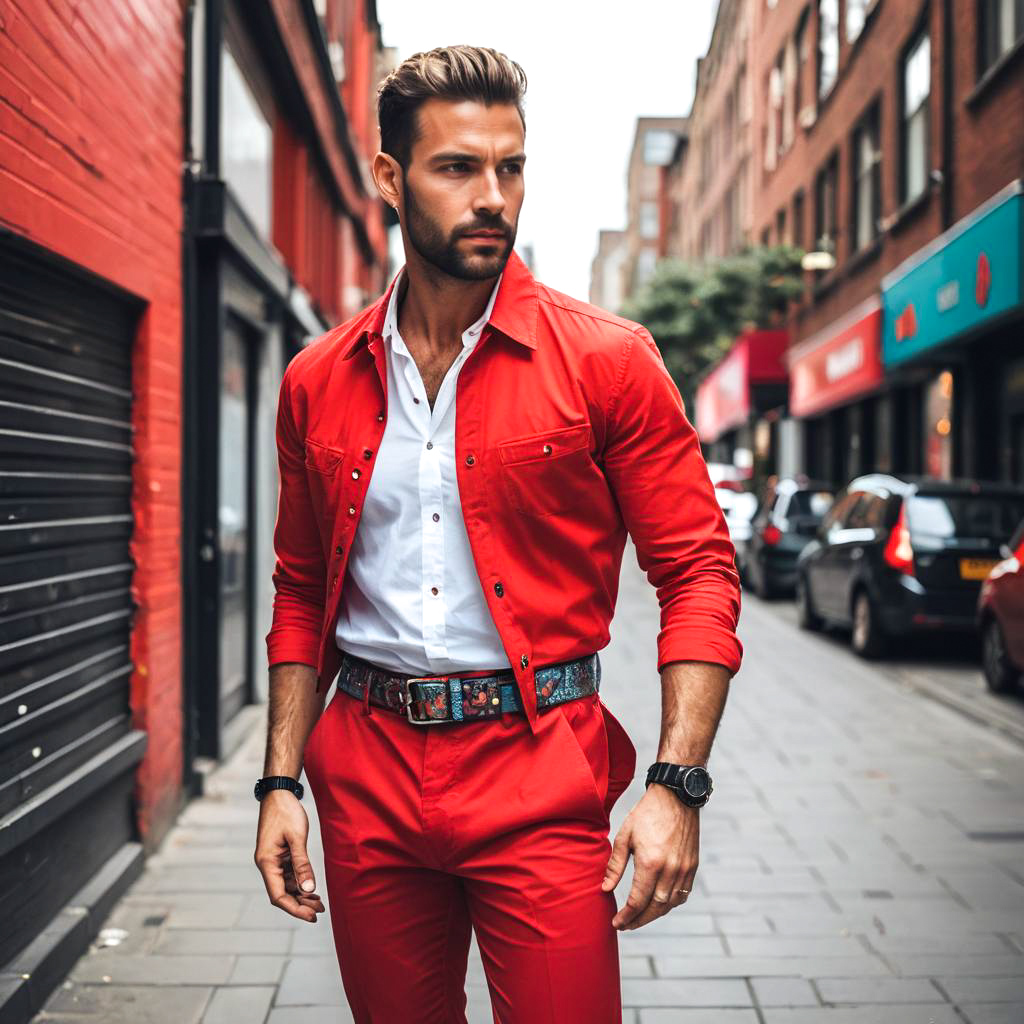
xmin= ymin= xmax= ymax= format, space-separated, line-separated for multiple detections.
xmin=400 ymin=99 xmax=526 ymax=281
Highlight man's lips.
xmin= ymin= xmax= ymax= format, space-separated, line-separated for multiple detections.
xmin=461 ymin=230 xmax=506 ymax=239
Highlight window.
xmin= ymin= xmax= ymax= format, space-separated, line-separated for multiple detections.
xmin=795 ymin=7 xmax=810 ymax=116
xmin=220 ymin=43 xmax=273 ymax=238
xmin=776 ymin=207 xmax=788 ymax=244
xmin=901 ymin=30 xmax=931 ymax=205
xmin=814 ymin=151 xmax=839 ymax=258
xmin=847 ymin=0 xmax=876 ymax=42
xmin=818 ymin=0 xmax=840 ymax=99
xmin=979 ymin=0 xmax=1024 ymax=74
xmin=635 ymin=247 xmax=658 ymax=287
xmin=644 ymin=130 xmax=677 ymax=165
xmin=851 ymin=102 xmax=881 ymax=252
xmin=793 ymin=189 xmax=806 ymax=249
xmin=639 ymin=201 xmax=660 ymax=240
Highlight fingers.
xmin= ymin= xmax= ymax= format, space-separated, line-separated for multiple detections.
xmin=602 ymin=825 xmax=632 ymax=892
xmin=614 ymin=854 xmax=681 ymax=930
xmin=611 ymin=844 xmax=665 ymax=929
xmin=255 ymin=802 xmax=322 ymax=923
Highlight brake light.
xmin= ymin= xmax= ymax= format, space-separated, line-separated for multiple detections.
xmin=884 ymin=504 xmax=915 ymax=575
xmin=762 ymin=523 xmax=782 ymax=546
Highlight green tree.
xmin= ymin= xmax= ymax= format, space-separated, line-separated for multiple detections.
xmin=622 ymin=244 xmax=804 ymax=393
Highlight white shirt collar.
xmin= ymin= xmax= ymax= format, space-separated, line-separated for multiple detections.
xmin=383 ymin=268 xmax=503 ymax=352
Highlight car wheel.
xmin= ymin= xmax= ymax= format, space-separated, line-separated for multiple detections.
xmin=981 ymin=618 xmax=1020 ymax=694
xmin=851 ymin=589 xmax=887 ymax=659
xmin=796 ymin=574 xmax=822 ymax=631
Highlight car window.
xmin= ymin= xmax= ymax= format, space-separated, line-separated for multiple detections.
xmin=845 ymin=493 xmax=873 ymax=530
xmin=822 ymin=491 xmax=861 ymax=537
xmin=788 ymin=489 xmax=835 ymax=519
xmin=907 ymin=494 xmax=1024 ymax=543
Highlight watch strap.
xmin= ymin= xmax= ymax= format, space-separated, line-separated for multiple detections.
xmin=645 ymin=762 xmax=712 ymax=806
xmin=255 ymin=775 xmax=304 ymax=801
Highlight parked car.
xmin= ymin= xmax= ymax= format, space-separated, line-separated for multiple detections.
xmin=795 ymin=475 xmax=1024 ymax=659
xmin=716 ymin=488 xmax=758 ymax=575
xmin=741 ymin=477 xmax=834 ymax=598
xmin=977 ymin=516 xmax=1024 ymax=693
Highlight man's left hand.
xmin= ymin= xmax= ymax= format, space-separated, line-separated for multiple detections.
xmin=601 ymin=782 xmax=699 ymax=930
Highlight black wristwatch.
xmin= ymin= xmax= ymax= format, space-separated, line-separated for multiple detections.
xmin=254 ymin=776 xmax=304 ymax=802
xmin=645 ymin=762 xmax=713 ymax=808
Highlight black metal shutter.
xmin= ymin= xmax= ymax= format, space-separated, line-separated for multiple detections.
xmin=0 ymin=236 xmax=147 ymax=968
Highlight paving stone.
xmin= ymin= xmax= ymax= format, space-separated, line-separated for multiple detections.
xmin=620 ymin=977 xmax=753 ymax=1007
xmin=275 ymin=955 xmax=346 ymax=1007
xmin=227 ymin=955 xmax=288 ymax=985
xmin=35 ymin=982 xmax=212 ymax=1023
xmin=621 ymin=955 xmax=654 ymax=977
xmin=153 ymin=928 xmax=290 ymax=955
xmin=639 ymin=1011 xmax=760 ymax=1024
xmin=815 ymin=976 xmax=946 ymax=1003
xmin=959 ymin=1005 xmax=1024 ymax=1024
xmin=937 ymin=975 xmax=1024 ymax=1003
xmin=266 ymin=1007 xmax=355 ymax=1024
xmin=882 ymin=954 xmax=1024 ymax=977
xmin=67 ymin=953 xmax=235 ymax=986
xmin=200 ymin=986 xmax=274 ymax=1024
xmin=751 ymin=976 xmax=820 ymax=1006
xmin=761 ymin=1006 xmax=961 ymax=1023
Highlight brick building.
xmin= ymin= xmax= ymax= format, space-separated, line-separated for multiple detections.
xmin=620 ymin=116 xmax=688 ymax=301
xmin=0 ymin=2 xmax=389 ymax=1019
xmin=589 ymin=228 xmax=629 ymax=312
xmin=663 ymin=0 xmax=755 ymax=265
xmin=751 ymin=0 xmax=1024 ymax=486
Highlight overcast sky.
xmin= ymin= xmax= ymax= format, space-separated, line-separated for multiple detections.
xmin=375 ymin=0 xmax=718 ymax=301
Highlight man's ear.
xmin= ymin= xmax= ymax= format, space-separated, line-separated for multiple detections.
xmin=373 ymin=152 xmax=402 ymax=211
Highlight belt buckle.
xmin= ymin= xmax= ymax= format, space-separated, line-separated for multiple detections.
xmin=403 ymin=676 xmax=448 ymax=725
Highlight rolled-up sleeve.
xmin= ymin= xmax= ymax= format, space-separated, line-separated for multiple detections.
xmin=602 ymin=326 xmax=743 ymax=676
xmin=265 ymin=363 xmax=327 ymax=670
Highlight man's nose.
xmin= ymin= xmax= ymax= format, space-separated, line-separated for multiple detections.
xmin=472 ymin=168 xmax=505 ymax=216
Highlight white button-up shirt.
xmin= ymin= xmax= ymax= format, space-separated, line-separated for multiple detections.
xmin=334 ymin=270 xmax=512 ymax=675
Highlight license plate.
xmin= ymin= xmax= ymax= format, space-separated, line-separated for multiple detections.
xmin=959 ymin=558 xmax=999 ymax=580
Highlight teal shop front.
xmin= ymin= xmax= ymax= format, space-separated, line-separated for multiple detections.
xmin=881 ymin=181 xmax=1024 ymax=483
xmin=882 ymin=181 xmax=1022 ymax=366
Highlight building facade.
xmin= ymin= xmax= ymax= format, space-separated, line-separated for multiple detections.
xmin=589 ymin=229 xmax=629 ymax=312
xmin=0 ymin=2 xmax=389 ymax=1019
xmin=751 ymin=0 xmax=1024 ymax=487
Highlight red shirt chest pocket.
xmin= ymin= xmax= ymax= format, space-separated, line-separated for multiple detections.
xmin=304 ymin=439 xmax=345 ymax=526
xmin=496 ymin=422 xmax=595 ymax=518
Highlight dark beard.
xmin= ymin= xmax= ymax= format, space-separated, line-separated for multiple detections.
xmin=403 ymin=178 xmax=517 ymax=281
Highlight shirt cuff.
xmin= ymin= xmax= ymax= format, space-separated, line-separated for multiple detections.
xmin=657 ymin=630 xmax=743 ymax=677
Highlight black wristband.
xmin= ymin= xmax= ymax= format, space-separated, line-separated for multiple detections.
xmin=254 ymin=776 xmax=304 ymax=802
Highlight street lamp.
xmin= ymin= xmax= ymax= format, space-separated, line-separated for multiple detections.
xmin=801 ymin=232 xmax=837 ymax=271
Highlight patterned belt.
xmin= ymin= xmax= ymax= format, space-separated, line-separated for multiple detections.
xmin=336 ymin=650 xmax=601 ymax=725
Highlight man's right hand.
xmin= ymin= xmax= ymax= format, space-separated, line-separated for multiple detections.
xmin=254 ymin=790 xmax=325 ymax=922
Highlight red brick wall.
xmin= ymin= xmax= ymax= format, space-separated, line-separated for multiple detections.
xmin=0 ymin=0 xmax=185 ymax=847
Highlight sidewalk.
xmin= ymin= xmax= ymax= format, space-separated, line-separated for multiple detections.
xmin=30 ymin=545 xmax=1024 ymax=1022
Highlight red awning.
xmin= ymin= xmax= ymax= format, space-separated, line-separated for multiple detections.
xmin=695 ymin=330 xmax=788 ymax=443
xmin=788 ymin=300 xmax=883 ymax=419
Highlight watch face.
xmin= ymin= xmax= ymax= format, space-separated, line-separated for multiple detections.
xmin=683 ymin=767 xmax=710 ymax=799
xmin=254 ymin=781 xmax=263 ymax=799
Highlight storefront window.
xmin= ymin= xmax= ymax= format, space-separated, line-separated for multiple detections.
xmin=924 ymin=369 xmax=954 ymax=480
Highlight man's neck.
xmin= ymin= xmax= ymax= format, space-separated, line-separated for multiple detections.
xmin=396 ymin=256 xmax=498 ymax=354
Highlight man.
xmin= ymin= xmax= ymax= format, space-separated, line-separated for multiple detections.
xmin=255 ymin=45 xmax=742 ymax=1024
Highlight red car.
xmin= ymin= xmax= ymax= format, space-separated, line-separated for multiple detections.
xmin=978 ymin=517 xmax=1024 ymax=692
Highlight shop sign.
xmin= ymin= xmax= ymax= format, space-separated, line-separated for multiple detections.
xmin=789 ymin=300 xmax=883 ymax=418
xmin=882 ymin=183 xmax=1022 ymax=366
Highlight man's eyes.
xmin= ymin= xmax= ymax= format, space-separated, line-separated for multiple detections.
xmin=440 ymin=163 xmax=523 ymax=174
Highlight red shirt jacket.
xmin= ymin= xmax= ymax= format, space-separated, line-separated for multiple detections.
xmin=266 ymin=251 xmax=743 ymax=732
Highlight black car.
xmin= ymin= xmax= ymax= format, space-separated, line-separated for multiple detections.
xmin=796 ymin=474 xmax=1024 ymax=658
xmin=741 ymin=477 xmax=834 ymax=598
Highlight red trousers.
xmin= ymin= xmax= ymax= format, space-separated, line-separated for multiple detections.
xmin=303 ymin=684 xmax=638 ymax=1024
